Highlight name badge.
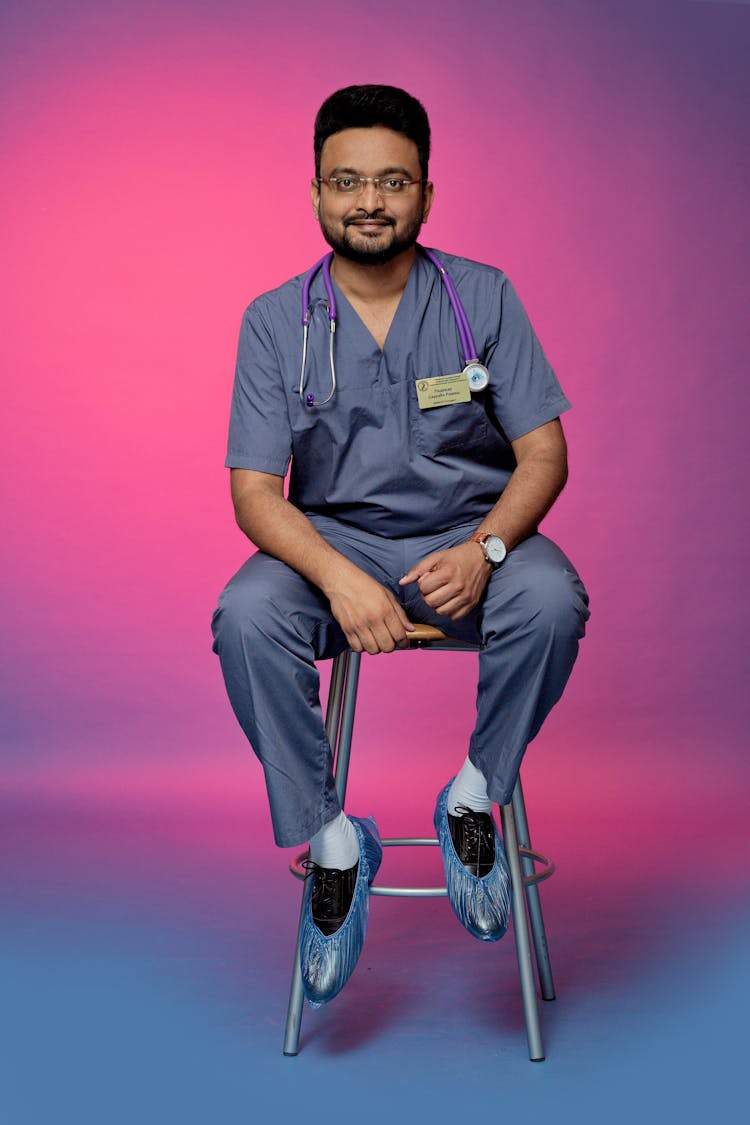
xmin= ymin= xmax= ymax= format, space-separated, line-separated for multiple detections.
xmin=415 ymin=373 xmax=471 ymax=410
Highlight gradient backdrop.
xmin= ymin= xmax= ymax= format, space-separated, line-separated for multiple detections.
xmin=2 ymin=0 xmax=749 ymax=1121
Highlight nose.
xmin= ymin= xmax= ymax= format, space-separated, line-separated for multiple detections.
xmin=357 ymin=179 xmax=384 ymax=208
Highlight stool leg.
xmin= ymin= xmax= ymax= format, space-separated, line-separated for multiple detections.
xmin=333 ymin=651 xmax=361 ymax=802
xmin=512 ymin=779 xmax=556 ymax=1001
xmin=283 ymin=878 xmax=311 ymax=1055
xmin=282 ymin=650 xmax=360 ymax=1056
xmin=500 ymin=799 xmax=545 ymax=1061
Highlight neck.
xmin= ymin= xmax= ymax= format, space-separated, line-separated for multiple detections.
xmin=329 ymin=246 xmax=418 ymax=304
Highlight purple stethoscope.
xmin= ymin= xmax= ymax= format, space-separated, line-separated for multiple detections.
xmin=298 ymin=246 xmax=491 ymax=408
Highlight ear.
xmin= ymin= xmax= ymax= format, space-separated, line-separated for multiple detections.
xmin=421 ymin=181 xmax=435 ymax=224
xmin=310 ymin=178 xmax=321 ymax=221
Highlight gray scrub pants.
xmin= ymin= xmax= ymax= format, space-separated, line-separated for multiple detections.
xmin=211 ymin=516 xmax=589 ymax=848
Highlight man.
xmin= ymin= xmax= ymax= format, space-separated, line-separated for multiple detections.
xmin=212 ymin=85 xmax=589 ymax=1007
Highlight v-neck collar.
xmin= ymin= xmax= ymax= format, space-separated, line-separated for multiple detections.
xmin=326 ymin=251 xmax=426 ymax=356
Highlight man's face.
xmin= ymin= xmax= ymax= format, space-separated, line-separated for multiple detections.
xmin=311 ymin=126 xmax=434 ymax=266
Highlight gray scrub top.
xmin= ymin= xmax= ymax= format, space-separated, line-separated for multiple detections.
xmin=226 ymin=246 xmax=570 ymax=537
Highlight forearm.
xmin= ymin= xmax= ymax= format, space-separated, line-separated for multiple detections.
xmin=232 ymin=474 xmax=358 ymax=598
xmin=232 ymin=469 xmax=413 ymax=653
xmin=476 ymin=453 xmax=567 ymax=551
xmin=473 ymin=420 xmax=569 ymax=552
xmin=398 ymin=420 xmax=568 ymax=619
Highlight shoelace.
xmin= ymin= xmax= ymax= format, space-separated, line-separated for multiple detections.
xmin=453 ymin=804 xmax=495 ymax=865
xmin=302 ymin=860 xmax=346 ymax=913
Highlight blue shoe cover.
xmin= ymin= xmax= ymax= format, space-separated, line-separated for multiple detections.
xmin=434 ymin=781 xmax=511 ymax=942
xmin=300 ymin=815 xmax=382 ymax=1007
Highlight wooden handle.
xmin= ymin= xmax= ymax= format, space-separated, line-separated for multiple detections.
xmin=407 ymin=623 xmax=448 ymax=643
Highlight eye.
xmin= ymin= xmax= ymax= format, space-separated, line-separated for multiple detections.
xmin=334 ymin=177 xmax=358 ymax=192
xmin=382 ymin=178 xmax=405 ymax=193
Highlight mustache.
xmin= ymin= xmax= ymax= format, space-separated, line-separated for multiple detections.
xmin=344 ymin=214 xmax=395 ymax=225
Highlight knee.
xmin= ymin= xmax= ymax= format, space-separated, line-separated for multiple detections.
xmin=211 ymin=559 xmax=285 ymax=658
xmin=522 ymin=560 xmax=590 ymax=641
xmin=485 ymin=548 xmax=589 ymax=648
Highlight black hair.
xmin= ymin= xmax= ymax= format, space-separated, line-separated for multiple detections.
xmin=314 ymin=85 xmax=431 ymax=180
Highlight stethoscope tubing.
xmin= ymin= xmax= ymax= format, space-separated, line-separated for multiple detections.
xmin=419 ymin=247 xmax=479 ymax=364
xmin=298 ymin=247 xmax=484 ymax=406
xmin=301 ymin=252 xmax=337 ymax=326
xmin=299 ymin=252 xmax=338 ymax=406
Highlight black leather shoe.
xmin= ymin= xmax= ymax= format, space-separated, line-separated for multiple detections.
xmin=436 ymin=785 xmax=511 ymax=942
xmin=300 ymin=816 xmax=383 ymax=1006
xmin=447 ymin=805 xmax=496 ymax=878
xmin=307 ymin=862 xmax=359 ymax=936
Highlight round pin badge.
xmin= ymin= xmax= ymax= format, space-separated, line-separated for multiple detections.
xmin=464 ymin=363 xmax=490 ymax=392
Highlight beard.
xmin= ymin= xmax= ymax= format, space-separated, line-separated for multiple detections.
xmin=318 ymin=209 xmax=426 ymax=266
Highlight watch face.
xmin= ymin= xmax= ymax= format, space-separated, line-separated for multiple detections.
xmin=485 ymin=536 xmax=507 ymax=564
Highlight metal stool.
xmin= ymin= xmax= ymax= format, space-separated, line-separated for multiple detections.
xmin=283 ymin=624 xmax=556 ymax=1060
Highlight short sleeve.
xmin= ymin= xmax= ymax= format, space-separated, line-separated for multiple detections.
xmin=485 ymin=278 xmax=571 ymax=442
xmin=225 ymin=299 xmax=293 ymax=474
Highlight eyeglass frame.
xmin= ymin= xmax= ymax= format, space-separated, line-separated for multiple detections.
xmin=314 ymin=175 xmax=428 ymax=196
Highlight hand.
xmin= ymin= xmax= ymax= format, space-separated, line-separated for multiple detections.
xmin=399 ymin=542 xmax=491 ymax=620
xmin=326 ymin=566 xmax=414 ymax=654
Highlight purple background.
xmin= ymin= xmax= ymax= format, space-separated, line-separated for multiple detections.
xmin=2 ymin=1 xmax=748 ymax=1120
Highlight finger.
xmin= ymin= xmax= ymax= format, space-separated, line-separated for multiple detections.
xmin=344 ymin=620 xmax=381 ymax=654
xmin=380 ymin=606 xmax=411 ymax=650
xmin=398 ymin=553 xmax=441 ymax=586
xmin=383 ymin=606 xmax=414 ymax=649
xmin=360 ymin=629 xmax=384 ymax=656
xmin=346 ymin=632 xmax=364 ymax=653
xmin=368 ymin=623 xmax=399 ymax=654
xmin=417 ymin=569 xmax=451 ymax=597
xmin=398 ymin=566 xmax=424 ymax=586
xmin=435 ymin=595 xmax=476 ymax=619
xmin=383 ymin=608 xmax=412 ymax=648
xmin=366 ymin=603 xmax=411 ymax=653
xmin=390 ymin=600 xmax=415 ymax=634
xmin=423 ymin=583 xmax=463 ymax=611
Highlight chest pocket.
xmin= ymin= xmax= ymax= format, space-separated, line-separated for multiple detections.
xmin=290 ymin=384 xmax=392 ymax=488
xmin=411 ymin=387 xmax=494 ymax=457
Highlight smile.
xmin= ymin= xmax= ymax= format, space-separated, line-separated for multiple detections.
xmin=346 ymin=219 xmax=393 ymax=230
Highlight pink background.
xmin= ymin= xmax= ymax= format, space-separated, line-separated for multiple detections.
xmin=3 ymin=0 xmax=748 ymax=800
xmin=2 ymin=1 xmax=748 ymax=1117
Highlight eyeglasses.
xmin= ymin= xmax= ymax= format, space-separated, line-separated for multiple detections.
xmin=317 ymin=175 xmax=426 ymax=196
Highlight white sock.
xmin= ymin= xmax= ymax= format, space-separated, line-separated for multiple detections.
xmin=448 ymin=757 xmax=492 ymax=815
xmin=309 ymin=811 xmax=359 ymax=869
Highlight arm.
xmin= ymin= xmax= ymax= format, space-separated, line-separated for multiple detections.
xmin=398 ymin=418 xmax=568 ymax=619
xmin=231 ymin=468 xmax=413 ymax=653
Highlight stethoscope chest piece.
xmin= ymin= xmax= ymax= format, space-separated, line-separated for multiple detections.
xmin=464 ymin=362 xmax=490 ymax=393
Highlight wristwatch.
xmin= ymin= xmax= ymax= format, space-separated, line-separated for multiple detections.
xmin=468 ymin=532 xmax=507 ymax=567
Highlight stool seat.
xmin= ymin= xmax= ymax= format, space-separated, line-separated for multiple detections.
xmin=283 ymin=628 xmax=557 ymax=1061
xmin=407 ymin=623 xmax=480 ymax=650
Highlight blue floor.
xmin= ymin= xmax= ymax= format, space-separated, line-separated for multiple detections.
xmin=2 ymin=787 xmax=747 ymax=1124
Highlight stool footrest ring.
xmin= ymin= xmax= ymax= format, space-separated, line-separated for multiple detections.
xmin=519 ymin=846 xmax=555 ymax=886
xmin=290 ymin=838 xmax=449 ymax=897
xmin=290 ymin=839 xmax=554 ymax=893
xmin=373 ymin=838 xmax=448 ymax=896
